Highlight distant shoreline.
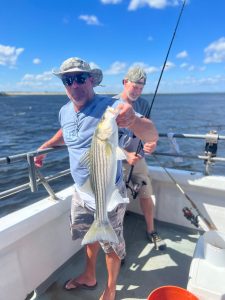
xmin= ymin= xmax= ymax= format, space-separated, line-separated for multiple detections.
xmin=0 ymin=92 xmax=66 ymax=96
xmin=1 ymin=91 xmax=225 ymax=96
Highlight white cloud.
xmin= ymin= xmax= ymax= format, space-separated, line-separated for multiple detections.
xmin=21 ymin=71 xmax=53 ymax=84
xmin=164 ymin=61 xmax=175 ymax=70
xmin=204 ymin=37 xmax=225 ymax=64
xmin=105 ymin=61 xmax=127 ymax=74
xmin=176 ymin=50 xmax=188 ymax=59
xmin=129 ymin=62 xmax=159 ymax=74
xmin=199 ymin=66 xmax=206 ymax=72
xmin=101 ymin=0 xmax=122 ymax=3
xmin=18 ymin=70 xmax=58 ymax=91
xmin=89 ymin=62 xmax=101 ymax=69
xmin=79 ymin=15 xmax=102 ymax=26
xmin=33 ymin=58 xmax=41 ymax=64
xmin=180 ymin=62 xmax=188 ymax=68
xmin=188 ymin=65 xmax=195 ymax=71
xmin=180 ymin=63 xmax=206 ymax=72
xmin=0 ymin=44 xmax=24 ymax=67
xmin=145 ymin=66 xmax=158 ymax=73
xmin=128 ymin=0 xmax=180 ymax=11
xmin=175 ymin=74 xmax=225 ymax=87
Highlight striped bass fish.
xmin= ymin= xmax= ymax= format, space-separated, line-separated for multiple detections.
xmin=79 ymin=106 xmax=128 ymax=246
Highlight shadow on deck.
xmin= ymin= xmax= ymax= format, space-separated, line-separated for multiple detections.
xmin=36 ymin=212 xmax=200 ymax=300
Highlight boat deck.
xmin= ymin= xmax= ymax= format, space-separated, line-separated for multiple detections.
xmin=36 ymin=212 xmax=200 ymax=300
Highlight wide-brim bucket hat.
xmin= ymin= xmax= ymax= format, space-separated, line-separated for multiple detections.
xmin=52 ymin=57 xmax=103 ymax=87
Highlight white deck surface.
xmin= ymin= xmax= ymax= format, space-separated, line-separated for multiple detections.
xmin=35 ymin=212 xmax=199 ymax=300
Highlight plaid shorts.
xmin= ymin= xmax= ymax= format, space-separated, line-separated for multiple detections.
xmin=70 ymin=185 xmax=127 ymax=259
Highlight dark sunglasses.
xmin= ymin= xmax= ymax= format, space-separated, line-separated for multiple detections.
xmin=61 ymin=73 xmax=90 ymax=86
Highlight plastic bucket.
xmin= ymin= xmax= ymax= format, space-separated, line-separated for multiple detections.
xmin=147 ymin=285 xmax=199 ymax=300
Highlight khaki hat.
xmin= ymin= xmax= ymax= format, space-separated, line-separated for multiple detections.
xmin=52 ymin=57 xmax=103 ymax=87
xmin=124 ymin=66 xmax=147 ymax=84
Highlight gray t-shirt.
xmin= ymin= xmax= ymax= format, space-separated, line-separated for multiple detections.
xmin=113 ymin=95 xmax=150 ymax=156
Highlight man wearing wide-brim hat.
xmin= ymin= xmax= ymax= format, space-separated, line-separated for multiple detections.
xmin=52 ymin=57 xmax=103 ymax=87
xmin=35 ymin=57 xmax=158 ymax=300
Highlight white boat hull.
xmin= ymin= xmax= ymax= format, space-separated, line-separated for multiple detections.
xmin=1 ymin=167 xmax=225 ymax=299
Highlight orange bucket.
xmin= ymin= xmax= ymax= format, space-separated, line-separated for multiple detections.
xmin=147 ymin=285 xmax=199 ymax=300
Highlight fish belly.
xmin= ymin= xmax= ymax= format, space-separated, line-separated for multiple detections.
xmin=82 ymin=138 xmax=119 ymax=245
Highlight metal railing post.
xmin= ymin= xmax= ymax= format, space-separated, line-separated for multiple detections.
xmin=35 ymin=169 xmax=60 ymax=201
xmin=27 ymin=153 xmax=38 ymax=192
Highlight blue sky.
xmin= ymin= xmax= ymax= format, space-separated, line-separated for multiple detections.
xmin=1 ymin=0 xmax=225 ymax=94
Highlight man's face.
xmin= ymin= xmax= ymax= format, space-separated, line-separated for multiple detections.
xmin=124 ymin=79 xmax=145 ymax=101
xmin=61 ymin=72 xmax=94 ymax=107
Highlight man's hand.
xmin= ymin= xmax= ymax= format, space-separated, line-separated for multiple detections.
xmin=126 ymin=152 xmax=142 ymax=165
xmin=34 ymin=129 xmax=64 ymax=168
xmin=34 ymin=147 xmax=47 ymax=168
xmin=143 ymin=141 xmax=157 ymax=155
xmin=116 ymin=102 xmax=136 ymax=128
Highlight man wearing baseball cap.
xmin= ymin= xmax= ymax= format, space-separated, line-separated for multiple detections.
xmin=116 ymin=66 xmax=166 ymax=251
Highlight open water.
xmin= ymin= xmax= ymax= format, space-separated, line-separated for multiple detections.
xmin=0 ymin=93 xmax=225 ymax=217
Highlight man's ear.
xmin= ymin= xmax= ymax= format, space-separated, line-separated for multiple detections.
xmin=89 ymin=76 xmax=95 ymax=85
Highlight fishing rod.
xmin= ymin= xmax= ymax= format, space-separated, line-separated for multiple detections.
xmin=152 ymin=154 xmax=217 ymax=231
xmin=126 ymin=0 xmax=187 ymax=184
xmin=125 ymin=0 xmax=217 ymax=231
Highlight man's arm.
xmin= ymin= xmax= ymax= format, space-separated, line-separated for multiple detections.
xmin=143 ymin=141 xmax=157 ymax=154
xmin=34 ymin=129 xmax=64 ymax=167
xmin=129 ymin=116 xmax=158 ymax=143
xmin=116 ymin=102 xmax=158 ymax=144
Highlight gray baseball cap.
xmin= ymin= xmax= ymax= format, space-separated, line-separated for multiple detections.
xmin=52 ymin=57 xmax=103 ymax=87
xmin=124 ymin=66 xmax=147 ymax=84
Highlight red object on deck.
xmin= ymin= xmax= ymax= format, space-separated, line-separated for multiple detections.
xmin=147 ymin=285 xmax=199 ymax=300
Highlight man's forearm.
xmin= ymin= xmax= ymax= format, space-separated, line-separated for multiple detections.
xmin=40 ymin=129 xmax=65 ymax=149
xmin=129 ymin=116 xmax=158 ymax=143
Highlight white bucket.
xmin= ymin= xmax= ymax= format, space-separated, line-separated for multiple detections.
xmin=203 ymin=231 xmax=225 ymax=267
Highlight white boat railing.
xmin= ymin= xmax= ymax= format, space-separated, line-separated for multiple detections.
xmin=0 ymin=131 xmax=225 ymax=201
xmin=0 ymin=146 xmax=69 ymax=200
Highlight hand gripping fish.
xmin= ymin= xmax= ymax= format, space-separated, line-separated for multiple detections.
xmin=79 ymin=106 xmax=128 ymax=246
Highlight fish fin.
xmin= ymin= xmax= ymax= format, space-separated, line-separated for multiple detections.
xmin=107 ymin=188 xmax=129 ymax=212
xmin=116 ymin=147 xmax=127 ymax=160
xmin=81 ymin=220 xmax=119 ymax=246
xmin=79 ymin=150 xmax=90 ymax=169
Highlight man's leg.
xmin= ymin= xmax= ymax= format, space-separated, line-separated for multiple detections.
xmin=99 ymin=251 xmax=121 ymax=300
xmin=99 ymin=202 xmax=126 ymax=299
xmin=65 ymin=242 xmax=99 ymax=289
xmin=139 ymin=196 xmax=154 ymax=233
xmin=132 ymin=159 xmax=166 ymax=250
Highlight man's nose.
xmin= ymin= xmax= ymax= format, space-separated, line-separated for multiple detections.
xmin=71 ymin=80 xmax=79 ymax=88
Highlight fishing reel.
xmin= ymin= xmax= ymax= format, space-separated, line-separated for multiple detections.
xmin=204 ymin=130 xmax=218 ymax=175
xmin=126 ymin=180 xmax=147 ymax=199
xmin=182 ymin=207 xmax=199 ymax=228
xmin=204 ymin=130 xmax=218 ymax=157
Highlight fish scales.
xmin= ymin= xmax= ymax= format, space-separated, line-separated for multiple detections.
xmin=81 ymin=107 xmax=125 ymax=246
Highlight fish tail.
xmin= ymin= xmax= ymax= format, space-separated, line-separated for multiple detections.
xmin=81 ymin=220 xmax=119 ymax=246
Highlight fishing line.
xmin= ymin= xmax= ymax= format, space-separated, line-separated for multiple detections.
xmin=127 ymin=0 xmax=187 ymax=184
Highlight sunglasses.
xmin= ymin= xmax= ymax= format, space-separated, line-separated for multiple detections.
xmin=61 ymin=73 xmax=90 ymax=86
